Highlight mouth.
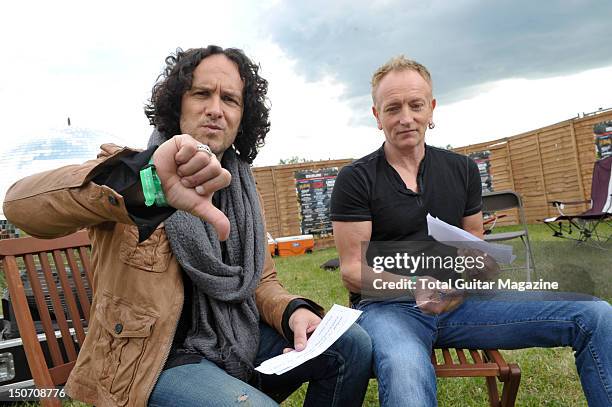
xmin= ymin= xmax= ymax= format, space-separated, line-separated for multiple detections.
xmin=201 ymin=123 xmax=223 ymax=131
xmin=397 ymin=129 xmax=418 ymax=136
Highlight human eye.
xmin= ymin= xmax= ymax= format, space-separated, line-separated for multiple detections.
xmin=385 ymin=104 xmax=400 ymax=113
xmin=223 ymin=94 xmax=241 ymax=105
xmin=411 ymin=103 xmax=424 ymax=112
xmin=193 ymin=89 xmax=210 ymax=97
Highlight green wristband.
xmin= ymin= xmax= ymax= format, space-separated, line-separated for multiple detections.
xmin=139 ymin=159 xmax=168 ymax=207
xmin=152 ymin=168 xmax=168 ymax=207
xmin=140 ymin=165 xmax=156 ymax=207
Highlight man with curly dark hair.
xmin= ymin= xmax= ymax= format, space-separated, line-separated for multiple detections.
xmin=145 ymin=45 xmax=270 ymax=164
xmin=4 ymin=45 xmax=372 ymax=407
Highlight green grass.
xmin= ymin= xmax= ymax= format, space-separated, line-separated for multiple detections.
xmin=275 ymin=224 xmax=610 ymax=406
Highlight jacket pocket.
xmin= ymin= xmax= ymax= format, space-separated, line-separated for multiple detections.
xmin=119 ymin=225 xmax=171 ymax=273
xmin=95 ymin=291 xmax=158 ymax=406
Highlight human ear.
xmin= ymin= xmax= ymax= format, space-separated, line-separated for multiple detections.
xmin=372 ymin=105 xmax=383 ymax=130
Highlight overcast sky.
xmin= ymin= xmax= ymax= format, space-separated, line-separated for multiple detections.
xmin=2 ymin=0 xmax=611 ymax=166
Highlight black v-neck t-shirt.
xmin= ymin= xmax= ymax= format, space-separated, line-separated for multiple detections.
xmin=330 ymin=144 xmax=483 ymax=241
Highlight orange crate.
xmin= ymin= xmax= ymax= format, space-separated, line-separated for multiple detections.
xmin=268 ymin=240 xmax=276 ymax=256
xmin=267 ymin=233 xmax=277 ymax=256
xmin=276 ymin=235 xmax=314 ymax=257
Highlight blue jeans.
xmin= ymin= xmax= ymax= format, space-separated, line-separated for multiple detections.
xmin=356 ymin=295 xmax=612 ymax=407
xmin=148 ymin=322 xmax=372 ymax=407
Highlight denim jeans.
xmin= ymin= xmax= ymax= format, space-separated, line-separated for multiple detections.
xmin=356 ymin=294 xmax=612 ymax=407
xmin=148 ymin=322 xmax=372 ymax=407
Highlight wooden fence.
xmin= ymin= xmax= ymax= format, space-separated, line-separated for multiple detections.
xmin=253 ymin=159 xmax=352 ymax=248
xmin=454 ymin=108 xmax=612 ymax=224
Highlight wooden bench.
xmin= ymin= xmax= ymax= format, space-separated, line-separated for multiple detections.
xmin=0 ymin=231 xmax=520 ymax=406
xmin=0 ymin=231 xmax=91 ymax=407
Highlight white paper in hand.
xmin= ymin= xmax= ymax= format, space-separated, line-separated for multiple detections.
xmin=426 ymin=214 xmax=516 ymax=264
xmin=255 ymin=304 xmax=362 ymax=375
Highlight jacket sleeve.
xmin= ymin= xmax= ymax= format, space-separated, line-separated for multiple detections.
xmin=254 ymin=192 xmax=324 ymax=338
xmin=3 ymin=144 xmax=138 ymax=239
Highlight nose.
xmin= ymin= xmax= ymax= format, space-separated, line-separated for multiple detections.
xmin=205 ymin=95 xmax=223 ymax=120
xmin=398 ymin=108 xmax=415 ymax=126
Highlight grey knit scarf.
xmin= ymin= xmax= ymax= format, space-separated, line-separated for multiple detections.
xmin=148 ymin=130 xmax=264 ymax=381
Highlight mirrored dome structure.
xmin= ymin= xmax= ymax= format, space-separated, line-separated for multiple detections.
xmin=0 ymin=127 xmax=124 ymax=237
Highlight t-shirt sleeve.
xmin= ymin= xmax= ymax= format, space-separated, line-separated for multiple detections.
xmin=330 ymin=165 xmax=372 ymax=221
xmin=464 ymin=157 xmax=483 ymax=216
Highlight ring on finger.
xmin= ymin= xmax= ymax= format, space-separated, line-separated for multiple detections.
xmin=196 ymin=143 xmax=213 ymax=157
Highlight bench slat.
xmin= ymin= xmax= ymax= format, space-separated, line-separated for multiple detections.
xmin=23 ymin=254 xmax=65 ymax=367
xmin=52 ymin=250 xmax=87 ymax=346
xmin=65 ymin=249 xmax=91 ymax=322
xmin=456 ymin=348 xmax=468 ymax=364
xmin=38 ymin=252 xmax=78 ymax=361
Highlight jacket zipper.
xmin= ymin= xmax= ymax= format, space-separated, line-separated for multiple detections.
xmin=144 ymin=289 xmax=184 ymax=405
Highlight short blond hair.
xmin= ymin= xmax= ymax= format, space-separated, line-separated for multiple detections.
xmin=371 ymin=55 xmax=433 ymax=104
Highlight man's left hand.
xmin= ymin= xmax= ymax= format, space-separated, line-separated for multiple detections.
xmin=285 ymin=308 xmax=322 ymax=352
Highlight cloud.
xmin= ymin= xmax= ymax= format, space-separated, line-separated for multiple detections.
xmin=251 ymin=42 xmax=381 ymax=166
xmin=431 ymin=65 xmax=612 ymax=148
xmin=0 ymin=0 xmax=268 ymax=148
xmin=264 ymin=0 xmax=612 ymax=108
xmin=2 ymin=0 xmax=610 ymax=170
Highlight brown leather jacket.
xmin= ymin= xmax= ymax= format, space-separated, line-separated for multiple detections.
xmin=3 ymin=144 xmax=316 ymax=406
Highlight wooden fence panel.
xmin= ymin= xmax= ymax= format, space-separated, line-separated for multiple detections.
xmin=455 ymin=108 xmax=612 ymax=224
xmin=253 ymin=159 xmax=352 ymax=243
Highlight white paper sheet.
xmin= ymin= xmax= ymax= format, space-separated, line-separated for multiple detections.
xmin=426 ymin=214 xmax=516 ymax=264
xmin=255 ymin=304 xmax=362 ymax=375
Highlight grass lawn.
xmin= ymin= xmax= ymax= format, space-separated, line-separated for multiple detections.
xmin=275 ymin=224 xmax=611 ymax=406
xmin=1 ymin=224 xmax=609 ymax=406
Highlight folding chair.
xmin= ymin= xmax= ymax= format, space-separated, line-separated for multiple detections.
xmin=482 ymin=190 xmax=536 ymax=281
xmin=0 ymin=231 xmax=92 ymax=407
xmin=543 ymin=156 xmax=612 ymax=249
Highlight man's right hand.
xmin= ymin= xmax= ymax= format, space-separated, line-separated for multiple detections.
xmin=152 ymin=134 xmax=231 ymax=240
xmin=413 ymin=276 xmax=464 ymax=315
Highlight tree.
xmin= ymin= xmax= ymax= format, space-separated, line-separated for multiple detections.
xmin=278 ymin=156 xmax=313 ymax=165
xmin=431 ymin=144 xmax=453 ymax=150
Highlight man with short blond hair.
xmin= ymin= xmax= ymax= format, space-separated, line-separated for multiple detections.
xmin=370 ymin=55 xmax=433 ymax=100
xmin=331 ymin=55 xmax=612 ymax=406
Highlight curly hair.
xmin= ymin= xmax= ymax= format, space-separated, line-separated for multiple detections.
xmin=144 ymin=45 xmax=270 ymax=164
